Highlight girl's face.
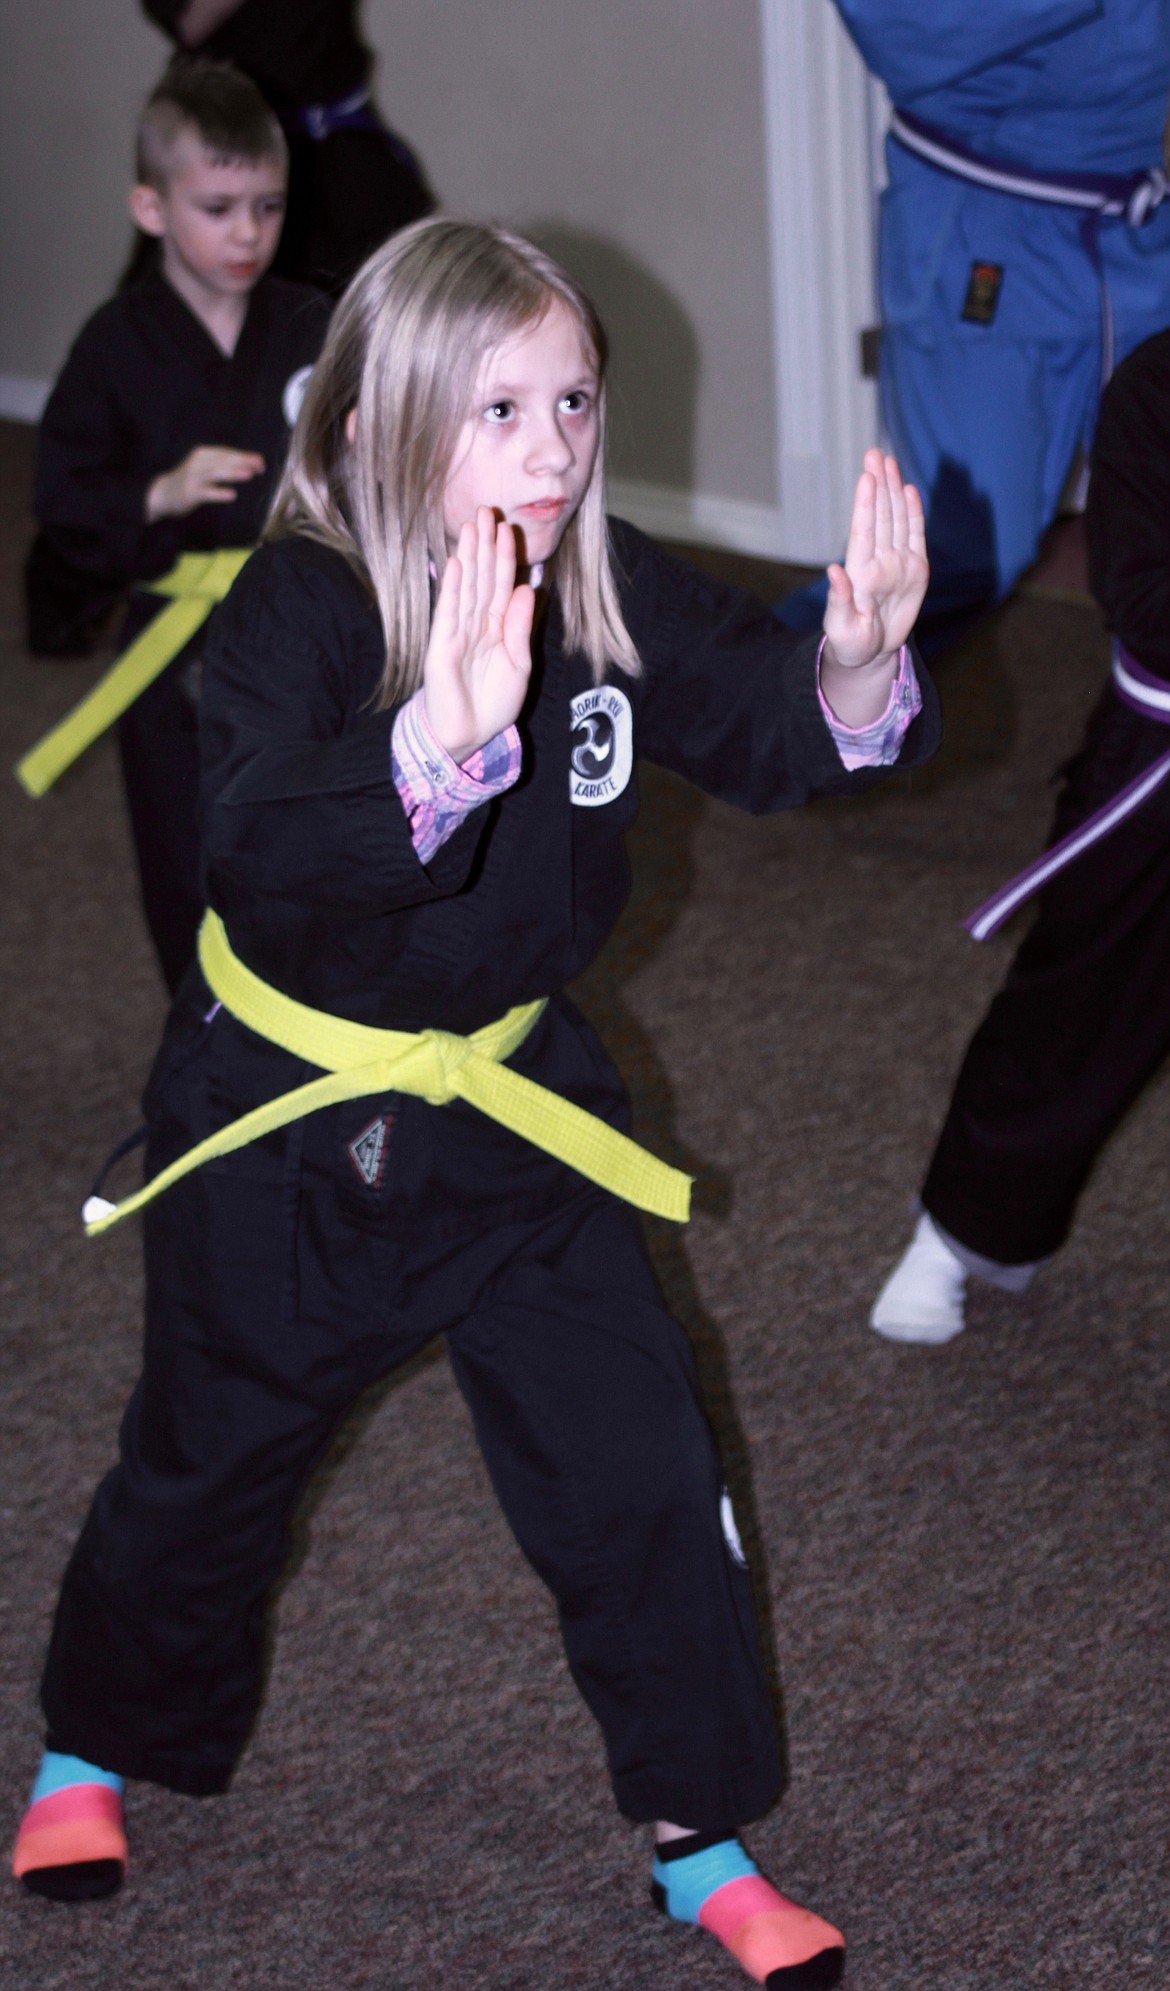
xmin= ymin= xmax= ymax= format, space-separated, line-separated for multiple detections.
xmin=442 ymin=298 xmax=601 ymax=566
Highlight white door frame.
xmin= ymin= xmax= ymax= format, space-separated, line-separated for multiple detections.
xmin=610 ymin=1 xmax=884 ymax=566
xmin=759 ymin=0 xmax=884 ymax=565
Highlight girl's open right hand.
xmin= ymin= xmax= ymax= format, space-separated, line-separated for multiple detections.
xmin=423 ymin=509 xmax=535 ymax=764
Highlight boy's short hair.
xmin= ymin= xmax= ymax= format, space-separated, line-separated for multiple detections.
xmin=136 ymin=57 xmax=287 ymax=191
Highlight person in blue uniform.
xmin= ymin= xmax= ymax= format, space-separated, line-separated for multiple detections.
xmin=779 ymin=3 xmax=1170 ymax=642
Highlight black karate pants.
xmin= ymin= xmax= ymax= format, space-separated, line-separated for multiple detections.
xmin=23 ymin=531 xmax=123 ymax=657
xmin=42 ymin=1093 xmax=780 ymax=1830
xmin=116 ymin=649 xmax=204 ymax=996
xmin=923 ymin=690 xmax=1170 ymax=1264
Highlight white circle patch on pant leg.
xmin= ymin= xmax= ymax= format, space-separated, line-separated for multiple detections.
xmin=720 ymin=1488 xmax=747 ymax=1567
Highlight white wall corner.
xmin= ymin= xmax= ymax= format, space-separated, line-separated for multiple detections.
xmin=0 ymin=376 xmax=50 ymax=423
xmin=615 ymin=5 xmax=884 ymax=574
xmin=759 ymin=0 xmax=880 ymax=565
xmin=608 ymin=478 xmax=792 ymax=563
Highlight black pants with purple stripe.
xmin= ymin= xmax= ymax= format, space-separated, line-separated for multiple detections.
xmin=923 ymin=688 xmax=1170 ymax=1265
xmin=40 ymin=1005 xmax=780 ymax=1831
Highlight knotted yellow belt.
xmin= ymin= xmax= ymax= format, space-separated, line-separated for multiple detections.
xmin=83 ymin=910 xmax=693 ymax=1236
xmin=16 ymin=548 xmax=251 ymax=798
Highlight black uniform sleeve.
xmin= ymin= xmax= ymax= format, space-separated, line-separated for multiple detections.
xmin=34 ymin=312 xmax=186 ymax=581
xmin=612 ymin=522 xmax=938 ymax=808
xmin=140 ymin=0 xmax=187 ymax=28
xmin=1086 ymin=331 xmax=1170 ymax=683
xmin=200 ymin=541 xmax=487 ymax=914
xmin=140 ymin=0 xmax=367 ymax=104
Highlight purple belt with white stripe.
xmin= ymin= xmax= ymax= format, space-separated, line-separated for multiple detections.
xmin=286 ymin=84 xmax=380 ymax=142
xmin=889 ymin=109 xmax=1168 ymax=228
xmin=889 ymin=110 xmax=1168 ymax=392
xmin=964 ymin=645 xmax=1170 ymax=941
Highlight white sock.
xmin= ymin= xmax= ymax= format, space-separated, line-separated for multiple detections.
xmin=870 ymin=1213 xmax=967 ymax=1344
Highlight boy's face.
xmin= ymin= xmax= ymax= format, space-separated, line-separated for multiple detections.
xmin=441 ymin=299 xmax=601 ymax=567
xmin=130 ymin=132 xmax=286 ymax=310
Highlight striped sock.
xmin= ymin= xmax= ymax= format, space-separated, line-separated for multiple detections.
xmin=12 ymin=1752 xmax=127 ymax=1901
xmin=651 ymin=1832 xmax=845 ymax=1989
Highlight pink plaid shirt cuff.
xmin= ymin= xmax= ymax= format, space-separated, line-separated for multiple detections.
xmin=391 ymin=689 xmax=523 ymax=864
xmin=815 ymin=639 xmax=922 ymax=769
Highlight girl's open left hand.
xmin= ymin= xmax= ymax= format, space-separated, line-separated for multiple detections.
xmin=822 ymin=449 xmax=928 ymax=672
xmin=423 ymin=509 xmax=535 ymax=764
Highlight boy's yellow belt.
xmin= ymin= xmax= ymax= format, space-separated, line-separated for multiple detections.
xmin=15 ymin=548 xmax=251 ymax=798
xmin=83 ymin=910 xmax=693 ymax=1236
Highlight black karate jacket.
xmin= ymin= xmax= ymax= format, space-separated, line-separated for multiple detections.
xmin=34 ymin=270 xmax=332 ymax=589
xmin=171 ymin=524 xmax=938 ymax=1235
xmin=141 ymin=0 xmax=367 ymax=114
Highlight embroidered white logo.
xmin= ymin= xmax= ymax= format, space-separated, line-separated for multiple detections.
xmin=347 ymin=1114 xmax=391 ymax=1188
xmin=569 ymin=685 xmax=633 ymax=807
xmin=282 ymin=364 xmax=314 ymax=429
xmin=720 ymin=1488 xmax=747 ymax=1568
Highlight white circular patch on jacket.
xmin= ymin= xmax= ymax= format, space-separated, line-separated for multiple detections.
xmin=720 ymin=1488 xmax=747 ymax=1567
xmin=282 ymin=364 xmax=314 ymax=428
xmin=569 ymin=685 xmax=633 ymax=807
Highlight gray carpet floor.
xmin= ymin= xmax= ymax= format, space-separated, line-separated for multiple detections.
xmin=1 ymin=417 xmax=1166 ymax=1989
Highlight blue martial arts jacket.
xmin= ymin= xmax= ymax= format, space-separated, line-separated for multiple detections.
xmin=836 ymin=1 xmax=1169 ymax=170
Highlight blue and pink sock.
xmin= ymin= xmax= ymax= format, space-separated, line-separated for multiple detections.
xmin=652 ymin=1831 xmax=845 ymax=1989
xmin=12 ymin=1751 xmax=126 ymax=1901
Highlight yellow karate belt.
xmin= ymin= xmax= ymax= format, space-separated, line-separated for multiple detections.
xmin=15 ymin=547 xmax=251 ymax=798
xmin=83 ymin=910 xmax=693 ymax=1236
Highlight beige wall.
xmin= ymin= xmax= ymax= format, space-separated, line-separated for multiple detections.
xmin=366 ymin=0 xmax=778 ymax=503
xmin=0 ymin=5 xmax=168 ymax=383
xmin=0 ymin=1 xmax=778 ymax=507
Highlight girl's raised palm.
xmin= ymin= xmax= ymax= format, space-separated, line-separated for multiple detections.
xmin=423 ymin=509 xmax=535 ymax=763
xmin=822 ymin=448 xmax=928 ymax=671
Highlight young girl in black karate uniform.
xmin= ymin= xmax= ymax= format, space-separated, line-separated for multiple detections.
xmin=14 ymin=219 xmax=935 ymax=1989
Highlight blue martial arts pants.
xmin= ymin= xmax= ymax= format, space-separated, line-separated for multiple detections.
xmin=878 ymin=152 xmax=1170 ymax=616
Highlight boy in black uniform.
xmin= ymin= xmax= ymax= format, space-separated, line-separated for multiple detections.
xmin=871 ymin=325 xmax=1170 ymax=1341
xmin=30 ymin=60 xmax=332 ymax=990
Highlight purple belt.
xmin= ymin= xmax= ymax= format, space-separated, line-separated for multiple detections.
xmin=890 ymin=110 xmax=1168 ymax=393
xmin=964 ymin=645 xmax=1170 ymax=941
xmin=284 ymin=86 xmax=424 ymax=181
xmin=286 ymin=84 xmax=380 ymax=142
xmin=889 ymin=109 xmax=1168 ymax=228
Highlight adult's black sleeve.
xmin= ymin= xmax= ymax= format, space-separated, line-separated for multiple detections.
xmin=1086 ymin=331 xmax=1170 ymax=683
xmin=613 ymin=523 xmax=939 ymax=809
xmin=141 ymin=0 xmax=187 ymax=29
xmin=201 ymin=544 xmax=489 ymax=914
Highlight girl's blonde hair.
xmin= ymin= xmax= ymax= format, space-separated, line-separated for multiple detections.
xmin=267 ymin=217 xmax=640 ymax=705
